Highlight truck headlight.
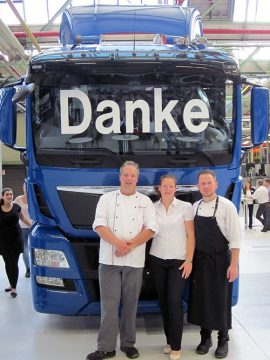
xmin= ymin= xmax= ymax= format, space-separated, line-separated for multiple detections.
xmin=34 ymin=249 xmax=69 ymax=268
xmin=36 ymin=276 xmax=64 ymax=287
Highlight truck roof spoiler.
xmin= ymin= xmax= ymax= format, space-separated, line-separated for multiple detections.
xmin=59 ymin=5 xmax=203 ymax=46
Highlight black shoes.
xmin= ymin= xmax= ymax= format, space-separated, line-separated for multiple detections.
xmin=196 ymin=336 xmax=213 ymax=355
xmin=5 ymin=288 xmax=17 ymax=297
xmin=261 ymin=229 xmax=268 ymax=232
xmin=120 ymin=347 xmax=139 ymax=359
xmin=215 ymin=338 xmax=228 ymax=358
xmin=86 ymin=347 xmax=138 ymax=360
xmin=196 ymin=329 xmax=228 ymax=358
xmin=25 ymin=269 xmax=30 ymax=278
xmin=86 ymin=350 xmax=116 ymax=360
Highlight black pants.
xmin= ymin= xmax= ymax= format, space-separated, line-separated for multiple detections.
xmin=2 ymin=252 xmax=20 ymax=288
xmin=248 ymin=204 xmax=254 ymax=228
xmin=201 ymin=328 xmax=229 ymax=341
xmin=256 ymin=203 xmax=269 ymax=226
xmin=150 ymin=255 xmax=187 ymax=351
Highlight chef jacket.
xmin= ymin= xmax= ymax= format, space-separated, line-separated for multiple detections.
xmin=93 ymin=189 xmax=158 ymax=267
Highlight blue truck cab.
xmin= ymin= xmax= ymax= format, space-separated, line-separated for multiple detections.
xmin=0 ymin=4 xmax=268 ymax=315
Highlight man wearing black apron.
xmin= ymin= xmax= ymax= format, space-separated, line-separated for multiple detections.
xmin=188 ymin=170 xmax=241 ymax=359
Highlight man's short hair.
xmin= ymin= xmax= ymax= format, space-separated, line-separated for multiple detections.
xmin=120 ymin=161 xmax=140 ymax=176
xmin=197 ymin=169 xmax=216 ymax=181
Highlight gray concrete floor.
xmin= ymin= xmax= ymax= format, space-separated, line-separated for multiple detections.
xmin=1 ymin=215 xmax=270 ymax=360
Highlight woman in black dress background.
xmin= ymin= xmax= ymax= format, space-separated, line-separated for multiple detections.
xmin=0 ymin=188 xmax=32 ymax=298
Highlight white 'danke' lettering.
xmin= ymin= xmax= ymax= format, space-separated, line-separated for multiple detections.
xmin=60 ymin=88 xmax=210 ymax=135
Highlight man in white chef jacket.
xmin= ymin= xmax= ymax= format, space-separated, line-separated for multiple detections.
xmin=87 ymin=161 xmax=158 ymax=360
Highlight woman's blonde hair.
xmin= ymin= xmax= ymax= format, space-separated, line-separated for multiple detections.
xmin=159 ymin=174 xmax=177 ymax=185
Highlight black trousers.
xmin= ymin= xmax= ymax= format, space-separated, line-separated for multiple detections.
xmin=201 ymin=328 xmax=229 ymax=341
xmin=149 ymin=255 xmax=187 ymax=351
xmin=248 ymin=204 xmax=254 ymax=228
xmin=256 ymin=203 xmax=269 ymax=226
xmin=2 ymin=252 xmax=20 ymax=288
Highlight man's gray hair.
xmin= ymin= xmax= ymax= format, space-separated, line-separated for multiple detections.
xmin=120 ymin=161 xmax=140 ymax=176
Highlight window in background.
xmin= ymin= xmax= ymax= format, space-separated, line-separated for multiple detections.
xmin=24 ymin=0 xmax=48 ymax=24
xmin=48 ymin=0 xmax=67 ymax=24
xmin=0 ymin=1 xmax=23 ymax=24
xmin=234 ymin=0 xmax=269 ymax=22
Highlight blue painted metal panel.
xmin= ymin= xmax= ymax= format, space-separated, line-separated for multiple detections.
xmin=31 ymin=224 xmax=91 ymax=315
xmin=229 ymin=84 xmax=242 ymax=170
xmin=60 ymin=5 xmax=202 ymax=45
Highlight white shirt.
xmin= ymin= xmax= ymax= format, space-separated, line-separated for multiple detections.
xmin=193 ymin=196 xmax=241 ymax=249
xmin=244 ymin=189 xmax=254 ymax=205
xmin=13 ymin=196 xmax=33 ymax=229
xmin=93 ymin=190 xmax=158 ymax=267
xmin=252 ymin=186 xmax=269 ymax=204
xmin=150 ymin=197 xmax=194 ymax=260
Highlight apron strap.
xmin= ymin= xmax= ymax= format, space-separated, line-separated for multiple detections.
xmin=213 ymin=196 xmax=219 ymax=218
xmin=195 ymin=199 xmax=204 ymax=216
xmin=195 ymin=196 xmax=219 ymax=218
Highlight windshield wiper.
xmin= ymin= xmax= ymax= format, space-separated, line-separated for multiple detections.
xmin=70 ymin=147 xmax=124 ymax=166
xmin=192 ymin=150 xmax=215 ymax=166
xmin=169 ymin=149 xmax=215 ymax=166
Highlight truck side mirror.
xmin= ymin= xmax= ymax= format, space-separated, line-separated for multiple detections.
xmin=250 ymin=87 xmax=269 ymax=146
xmin=0 ymin=88 xmax=17 ymax=147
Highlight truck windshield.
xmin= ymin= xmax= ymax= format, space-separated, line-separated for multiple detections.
xmin=31 ymin=63 xmax=235 ymax=168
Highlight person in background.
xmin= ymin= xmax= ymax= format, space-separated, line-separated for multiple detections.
xmin=265 ymin=178 xmax=270 ymax=203
xmin=87 ymin=161 xmax=158 ymax=360
xmin=243 ymin=180 xmax=255 ymax=229
xmin=14 ymin=182 xmax=33 ymax=278
xmin=261 ymin=178 xmax=270 ymax=231
xmin=0 ymin=188 xmax=32 ymax=298
xmin=252 ymin=179 xmax=270 ymax=232
xmin=149 ymin=174 xmax=195 ymax=360
xmin=188 ymin=170 xmax=241 ymax=359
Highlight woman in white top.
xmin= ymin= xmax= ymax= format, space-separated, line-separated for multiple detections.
xmin=243 ymin=181 xmax=255 ymax=229
xmin=14 ymin=183 xmax=33 ymax=277
xmin=149 ymin=174 xmax=195 ymax=360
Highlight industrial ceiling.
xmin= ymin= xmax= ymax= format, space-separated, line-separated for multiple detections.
xmin=1 ymin=0 xmax=270 ymax=86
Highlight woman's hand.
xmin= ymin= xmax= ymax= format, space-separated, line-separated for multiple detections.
xmin=179 ymin=261 xmax=192 ymax=279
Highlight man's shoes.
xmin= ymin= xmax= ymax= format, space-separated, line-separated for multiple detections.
xmin=215 ymin=338 xmax=228 ymax=358
xmin=25 ymin=269 xmax=30 ymax=278
xmin=261 ymin=229 xmax=268 ymax=232
xmin=10 ymin=291 xmax=17 ymax=298
xmin=5 ymin=287 xmax=12 ymax=292
xmin=196 ymin=337 xmax=213 ymax=355
xmin=86 ymin=350 xmax=116 ymax=360
xmin=120 ymin=346 xmax=139 ymax=359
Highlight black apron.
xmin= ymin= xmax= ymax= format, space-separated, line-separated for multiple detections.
xmin=187 ymin=196 xmax=232 ymax=331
